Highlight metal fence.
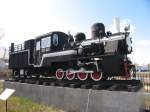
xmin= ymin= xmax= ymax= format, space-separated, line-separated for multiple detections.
xmin=112 ymin=72 xmax=150 ymax=93
xmin=135 ymin=72 xmax=150 ymax=112
xmin=136 ymin=72 xmax=150 ymax=93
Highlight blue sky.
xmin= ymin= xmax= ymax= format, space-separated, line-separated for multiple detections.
xmin=0 ymin=0 xmax=150 ymax=64
xmin=49 ymin=0 xmax=150 ymax=39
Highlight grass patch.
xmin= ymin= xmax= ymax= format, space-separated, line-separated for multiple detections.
xmin=0 ymin=81 xmax=64 ymax=112
xmin=0 ymin=81 xmax=3 ymax=92
xmin=0 ymin=97 xmax=64 ymax=112
xmin=145 ymin=95 xmax=150 ymax=107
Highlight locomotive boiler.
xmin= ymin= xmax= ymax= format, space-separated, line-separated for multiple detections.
xmin=9 ymin=22 xmax=135 ymax=81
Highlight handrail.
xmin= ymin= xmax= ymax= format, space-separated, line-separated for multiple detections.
xmin=9 ymin=43 xmax=24 ymax=53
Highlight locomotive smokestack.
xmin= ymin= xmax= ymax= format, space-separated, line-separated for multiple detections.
xmin=91 ymin=23 xmax=105 ymax=39
xmin=113 ymin=17 xmax=120 ymax=33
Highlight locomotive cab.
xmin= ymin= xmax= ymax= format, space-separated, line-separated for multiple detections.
xmin=34 ymin=31 xmax=72 ymax=66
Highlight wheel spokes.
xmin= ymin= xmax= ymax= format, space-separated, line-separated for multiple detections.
xmin=77 ymin=72 xmax=88 ymax=81
xmin=56 ymin=69 xmax=64 ymax=80
xmin=91 ymin=71 xmax=102 ymax=81
xmin=66 ymin=70 xmax=75 ymax=80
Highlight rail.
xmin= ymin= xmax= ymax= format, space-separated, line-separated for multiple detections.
xmin=9 ymin=43 xmax=24 ymax=53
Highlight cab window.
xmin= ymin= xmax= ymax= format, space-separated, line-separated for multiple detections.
xmin=36 ymin=41 xmax=40 ymax=51
xmin=41 ymin=36 xmax=51 ymax=52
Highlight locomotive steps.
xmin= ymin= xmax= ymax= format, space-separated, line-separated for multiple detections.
xmin=3 ymin=80 xmax=144 ymax=112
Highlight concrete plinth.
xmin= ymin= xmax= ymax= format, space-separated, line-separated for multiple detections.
xmin=3 ymin=81 xmax=144 ymax=112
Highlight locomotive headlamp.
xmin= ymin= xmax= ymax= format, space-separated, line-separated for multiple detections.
xmin=124 ymin=24 xmax=130 ymax=32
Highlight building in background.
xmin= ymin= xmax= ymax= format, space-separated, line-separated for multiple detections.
xmin=0 ymin=59 xmax=6 ymax=69
xmin=0 ymin=47 xmax=8 ymax=69
xmin=148 ymin=63 xmax=150 ymax=72
xmin=136 ymin=65 xmax=148 ymax=72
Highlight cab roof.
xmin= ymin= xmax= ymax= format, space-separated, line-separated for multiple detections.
xmin=35 ymin=31 xmax=68 ymax=40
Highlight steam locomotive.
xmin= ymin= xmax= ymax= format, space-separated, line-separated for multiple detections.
xmin=9 ymin=22 xmax=135 ymax=81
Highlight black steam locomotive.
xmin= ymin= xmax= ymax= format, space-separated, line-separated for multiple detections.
xmin=9 ymin=23 xmax=135 ymax=81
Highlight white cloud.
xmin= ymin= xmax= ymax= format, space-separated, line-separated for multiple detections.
xmin=131 ymin=39 xmax=150 ymax=65
xmin=137 ymin=40 xmax=150 ymax=46
xmin=0 ymin=0 xmax=79 ymax=59
xmin=0 ymin=28 xmax=5 ymax=40
xmin=0 ymin=0 xmax=78 ymax=47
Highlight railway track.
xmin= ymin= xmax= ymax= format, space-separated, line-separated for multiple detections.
xmin=6 ymin=78 xmax=143 ymax=92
